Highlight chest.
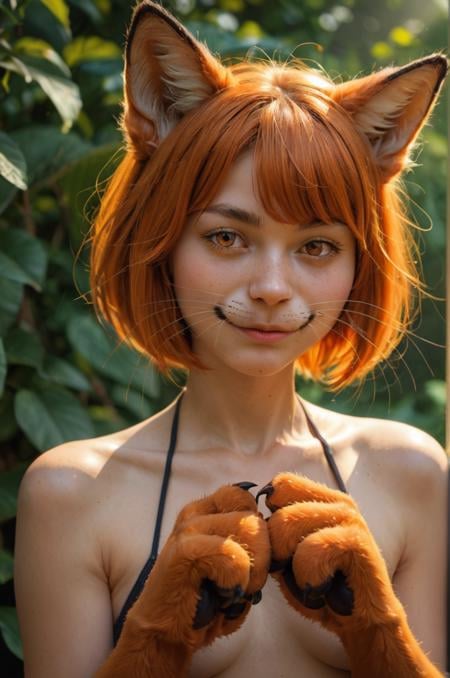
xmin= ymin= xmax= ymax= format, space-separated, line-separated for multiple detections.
xmin=103 ymin=444 xmax=404 ymax=675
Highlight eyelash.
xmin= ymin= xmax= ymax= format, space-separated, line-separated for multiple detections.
xmin=203 ymin=229 xmax=342 ymax=258
xmin=203 ymin=230 xmax=245 ymax=251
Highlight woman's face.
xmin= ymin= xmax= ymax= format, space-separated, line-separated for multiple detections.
xmin=171 ymin=152 xmax=356 ymax=377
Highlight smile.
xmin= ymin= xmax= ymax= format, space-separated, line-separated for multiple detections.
xmin=213 ymin=305 xmax=314 ymax=343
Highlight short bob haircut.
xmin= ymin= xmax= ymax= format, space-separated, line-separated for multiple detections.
xmin=88 ymin=2 xmax=447 ymax=390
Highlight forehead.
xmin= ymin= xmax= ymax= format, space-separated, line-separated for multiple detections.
xmin=185 ymin=91 xmax=371 ymax=235
xmin=209 ymin=151 xmax=258 ymax=206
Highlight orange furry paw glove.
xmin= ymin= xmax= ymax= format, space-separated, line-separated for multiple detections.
xmin=96 ymin=483 xmax=270 ymax=678
xmin=258 ymin=472 xmax=442 ymax=678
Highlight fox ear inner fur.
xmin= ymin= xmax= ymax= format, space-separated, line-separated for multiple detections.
xmin=123 ymin=0 xmax=233 ymax=157
xmin=333 ymin=55 xmax=448 ymax=180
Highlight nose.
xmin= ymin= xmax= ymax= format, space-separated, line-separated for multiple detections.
xmin=248 ymin=254 xmax=293 ymax=306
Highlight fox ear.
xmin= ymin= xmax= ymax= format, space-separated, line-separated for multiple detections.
xmin=123 ymin=0 xmax=233 ymax=158
xmin=333 ymin=55 xmax=448 ymax=181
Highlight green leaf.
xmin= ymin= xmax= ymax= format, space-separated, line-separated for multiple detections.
xmin=23 ymin=0 xmax=71 ymax=52
xmin=0 ymin=176 xmax=18 ymax=215
xmin=41 ymin=0 xmax=70 ymax=28
xmin=0 ymin=251 xmax=34 ymax=288
xmin=0 ymin=550 xmax=14 ymax=584
xmin=67 ymin=314 xmax=161 ymax=399
xmin=67 ymin=0 xmax=102 ymax=23
xmin=14 ymin=37 xmax=71 ymax=75
xmin=4 ymin=327 xmax=44 ymax=369
xmin=39 ymin=355 xmax=92 ymax=391
xmin=236 ymin=20 xmax=264 ymax=39
xmin=0 ymin=277 xmax=23 ymax=337
xmin=1 ymin=53 xmax=81 ymax=124
xmin=0 ymin=228 xmax=47 ymax=291
xmin=111 ymin=385 xmax=153 ymax=419
xmin=0 ymin=338 xmax=6 ymax=397
xmin=424 ymin=379 xmax=445 ymax=407
xmin=0 ymin=464 xmax=27 ymax=522
xmin=0 ymin=131 xmax=27 ymax=189
xmin=58 ymin=142 xmax=121 ymax=246
xmin=15 ymin=386 xmax=95 ymax=451
xmin=88 ymin=404 xmax=127 ymax=437
xmin=389 ymin=26 xmax=414 ymax=47
xmin=371 ymin=41 xmax=394 ymax=60
xmin=0 ymin=393 xmax=18 ymax=442
xmin=0 ymin=607 xmax=23 ymax=660
xmin=11 ymin=126 xmax=91 ymax=187
xmin=63 ymin=36 xmax=121 ymax=67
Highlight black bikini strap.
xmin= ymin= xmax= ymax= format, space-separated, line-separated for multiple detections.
xmin=298 ymin=398 xmax=348 ymax=494
xmin=112 ymin=391 xmax=184 ymax=645
xmin=149 ymin=390 xmax=184 ymax=561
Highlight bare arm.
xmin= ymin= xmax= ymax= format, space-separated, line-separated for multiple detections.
xmin=392 ymin=433 xmax=448 ymax=671
xmin=14 ymin=445 xmax=114 ymax=678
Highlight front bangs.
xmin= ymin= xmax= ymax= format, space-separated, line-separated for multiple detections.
xmin=253 ymin=98 xmax=368 ymax=238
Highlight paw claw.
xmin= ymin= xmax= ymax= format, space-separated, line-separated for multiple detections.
xmin=233 ymin=481 xmax=258 ymax=491
xmin=256 ymin=482 xmax=275 ymax=504
xmin=246 ymin=589 xmax=262 ymax=605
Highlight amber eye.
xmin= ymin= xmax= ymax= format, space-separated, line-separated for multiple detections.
xmin=212 ymin=231 xmax=238 ymax=247
xmin=302 ymin=240 xmax=335 ymax=257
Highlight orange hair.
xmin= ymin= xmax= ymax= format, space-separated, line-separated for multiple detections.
xmin=88 ymin=56 xmax=439 ymax=389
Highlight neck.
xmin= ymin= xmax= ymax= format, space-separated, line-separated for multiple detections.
xmin=178 ymin=364 xmax=310 ymax=455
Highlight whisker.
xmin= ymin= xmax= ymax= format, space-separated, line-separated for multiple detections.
xmin=161 ymin=312 xmax=224 ymax=348
xmin=314 ymin=314 xmax=417 ymax=392
xmin=147 ymin=309 xmax=214 ymax=337
xmin=312 ymin=315 xmax=397 ymax=402
xmin=314 ymin=306 xmax=439 ymax=376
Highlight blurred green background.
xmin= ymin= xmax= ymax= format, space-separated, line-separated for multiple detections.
xmin=0 ymin=0 xmax=447 ymax=672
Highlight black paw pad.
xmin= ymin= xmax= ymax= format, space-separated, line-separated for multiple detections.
xmin=280 ymin=561 xmax=354 ymax=616
xmin=193 ymin=580 xmax=251 ymax=629
xmin=324 ymin=569 xmax=354 ymax=616
xmin=223 ymin=601 xmax=247 ymax=619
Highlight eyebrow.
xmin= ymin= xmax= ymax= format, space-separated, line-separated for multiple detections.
xmin=202 ymin=203 xmax=346 ymax=230
xmin=203 ymin=203 xmax=262 ymax=227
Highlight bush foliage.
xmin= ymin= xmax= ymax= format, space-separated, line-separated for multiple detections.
xmin=0 ymin=0 xmax=446 ymax=671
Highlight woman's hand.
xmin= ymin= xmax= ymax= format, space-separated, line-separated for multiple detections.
xmin=258 ymin=472 xmax=443 ymax=678
xmin=96 ymin=482 xmax=270 ymax=678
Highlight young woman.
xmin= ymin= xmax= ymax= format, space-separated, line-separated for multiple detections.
xmin=14 ymin=2 xmax=448 ymax=676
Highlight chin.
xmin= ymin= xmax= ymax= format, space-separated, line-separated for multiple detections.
xmin=202 ymin=352 xmax=297 ymax=378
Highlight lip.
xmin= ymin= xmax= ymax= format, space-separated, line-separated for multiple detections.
xmin=232 ymin=324 xmax=296 ymax=343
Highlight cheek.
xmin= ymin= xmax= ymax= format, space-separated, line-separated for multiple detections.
xmin=171 ymin=244 xmax=220 ymax=310
xmin=310 ymin=265 xmax=354 ymax=302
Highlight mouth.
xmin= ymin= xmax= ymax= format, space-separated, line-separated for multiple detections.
xmin=213 ymin=306 xmax=314 ymax=334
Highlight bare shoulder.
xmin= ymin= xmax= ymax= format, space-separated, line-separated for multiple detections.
xmin=19 ymin=435 xmax=114 ymax=518
xmin=16 ymin=436 xmax=119 ymax=589
xmin=15 ymin=416 xmax=172 ymax=677
xmin=359 ymin=416 xmax=446 ymax=477
xmin=344 ymin=411 xmax=447 ymax=497
xmin=19 ymin=404 xmax=169 ymax=506
xmin=307 ymin=401 xmax=447 ymax=496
